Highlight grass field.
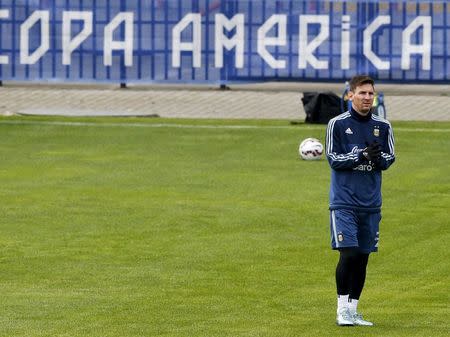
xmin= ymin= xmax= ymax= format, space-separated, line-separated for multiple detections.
xmin=0 ymin=116 xmax=449 ymax=337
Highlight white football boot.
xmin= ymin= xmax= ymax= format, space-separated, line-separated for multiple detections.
xmin=336 ymin=308 xmax=354 ymax=326
xmin=352 ymin=312 xmax=374 ymax=326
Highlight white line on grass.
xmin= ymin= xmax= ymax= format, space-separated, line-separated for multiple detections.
xmin=0 ymin=120 xmax=449 ymax=132
xmin=0 ymin=120 xmax=323 ymax=130
xmin=395 ymin=127 xmax=450 ymax=133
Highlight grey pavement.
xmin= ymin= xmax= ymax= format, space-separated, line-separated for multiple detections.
xmin=0 ymin=82 xmax=449 ymax=121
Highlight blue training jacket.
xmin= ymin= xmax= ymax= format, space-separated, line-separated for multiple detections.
xmin=326 ymin=108 xmax=395 ymax=212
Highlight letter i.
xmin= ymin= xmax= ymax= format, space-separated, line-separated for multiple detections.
xmin=341 ymin=15 xmax=350 ymax=70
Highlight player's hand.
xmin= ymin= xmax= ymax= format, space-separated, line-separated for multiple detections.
xmin=362 ymin=141 xmax=381 ymax=162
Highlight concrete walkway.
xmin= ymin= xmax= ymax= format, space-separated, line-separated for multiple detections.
xmin=1 ymin=82 xmax=449 ymax=121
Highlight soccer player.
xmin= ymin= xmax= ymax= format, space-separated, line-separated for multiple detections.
xmin=325 ymin=75 xmax=395 ymax=326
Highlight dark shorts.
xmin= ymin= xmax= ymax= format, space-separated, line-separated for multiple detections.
xmin=330 ymin=209 xmax=381 ymax=253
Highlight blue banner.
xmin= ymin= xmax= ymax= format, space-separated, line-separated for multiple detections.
xmin=0 ymin=0 xmax=448 ymax=83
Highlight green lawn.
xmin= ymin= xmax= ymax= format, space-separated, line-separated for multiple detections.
xmin=0 ymin=116 xmax=449 ymax=337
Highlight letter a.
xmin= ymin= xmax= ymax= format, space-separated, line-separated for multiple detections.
xmin=401 ymin=16 xmax=431 ymax=70
xmin=172 ymin=14 xmax=202 ymax=68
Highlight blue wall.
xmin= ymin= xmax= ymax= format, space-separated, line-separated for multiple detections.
xmin=0 ymin=0 xmax=448 ymax=83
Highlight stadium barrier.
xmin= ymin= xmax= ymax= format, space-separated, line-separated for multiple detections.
xmin=0 ymin=0 xmax=448 ymax=84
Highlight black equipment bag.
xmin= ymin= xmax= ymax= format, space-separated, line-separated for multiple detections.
xmin=301 ymin=92 xmax=342 ymax=124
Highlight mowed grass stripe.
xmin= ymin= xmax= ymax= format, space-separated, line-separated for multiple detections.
xmin=0 ymin=119 xmax=449 ymax=132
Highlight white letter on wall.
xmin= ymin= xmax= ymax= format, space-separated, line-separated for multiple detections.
xmin=20 ymin=11 xmax=50 ymax=64
xmin=215 ymin=14 xmax=245 ymax=68
xmin=0 ymin=10 xmax=9 ymax=64
xmin=298 ymin=15 xmax=329 ymax=69
xmin=257 ymin=15 xmax=287 ymax=69
xmin=363 ymin=15 xmax=391 ymax=70
xmin=62 ymin=11 xmax=93 ymax=65
xmin=104 ymin=12 xmax=134 ymax=67
xmin=341 ymin=15 xmax=350 ymax=70
xmin=401 ymin=16 xmax=431 ymax=70
xmin=172 ymin=14 xmax=201 ymax=68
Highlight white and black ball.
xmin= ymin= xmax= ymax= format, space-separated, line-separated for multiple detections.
xmin=299 ymin=138 xmax=324 ymax=160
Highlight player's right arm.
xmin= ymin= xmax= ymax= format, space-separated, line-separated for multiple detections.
xmin=326 ymin=117 xmax=364 ymax=170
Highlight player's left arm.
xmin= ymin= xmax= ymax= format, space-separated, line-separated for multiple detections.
xmin=376 ymin=123 xmax=395 ymax=170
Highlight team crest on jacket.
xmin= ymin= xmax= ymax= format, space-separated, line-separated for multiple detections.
xmin=373 ymin=127 xmax=380 ymax=137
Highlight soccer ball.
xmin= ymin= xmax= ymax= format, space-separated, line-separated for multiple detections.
xmin=299 ymin=138 xmax=323 ymax=160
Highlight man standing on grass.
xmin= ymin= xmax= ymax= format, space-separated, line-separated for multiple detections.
xmin=325 ymin=75 xmax=395 ymax=326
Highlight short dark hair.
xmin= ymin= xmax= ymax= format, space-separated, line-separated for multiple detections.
xmin=349 ymin=75 xmax=375 ymax=92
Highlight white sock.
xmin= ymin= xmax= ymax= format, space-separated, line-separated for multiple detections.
xmin=337 ymin=294 xmax=349 ymax=312
xmin=348 ymin=298 xmax=359 ymax=314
